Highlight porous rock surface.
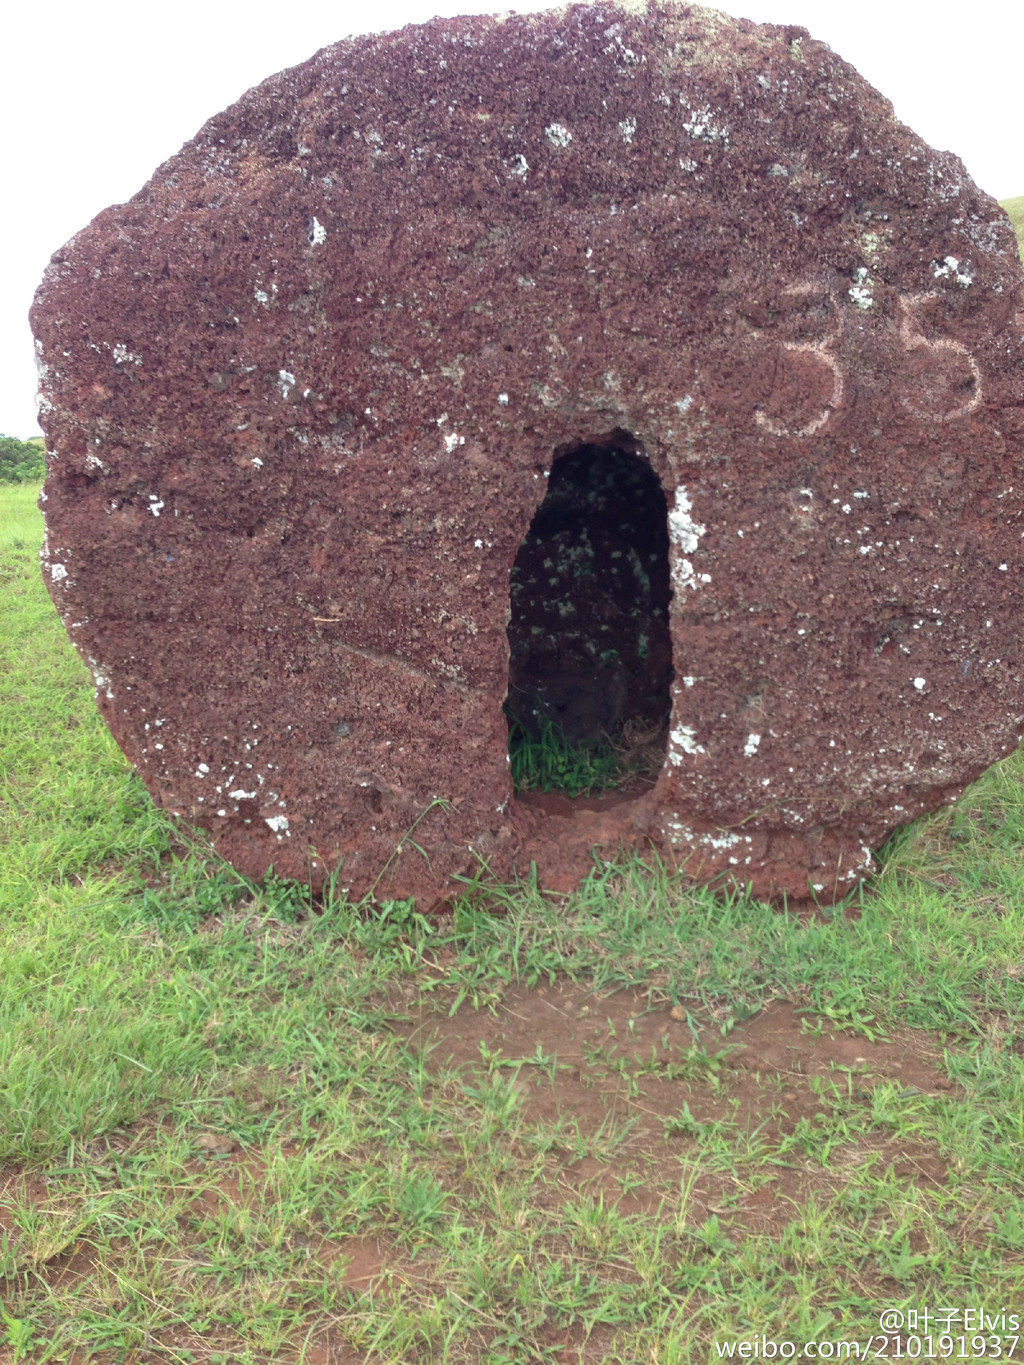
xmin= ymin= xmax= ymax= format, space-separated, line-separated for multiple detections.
xmin=32 ymin=0 xmax=1024 ymax=904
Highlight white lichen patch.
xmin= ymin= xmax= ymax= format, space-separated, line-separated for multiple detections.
xmin=278 ymin=370 xmax=295 ymax=399
xmin=699 ymin=830 xmax=752 ymax=853
xmin=849 ymin=266 xmax=873 ymax=309
xmin=668 ymin=486 xmax=709 ymax=591
xmin=933 ymin=255 xmax=973 ymax=287
xmin=431 ymin=656 xmax=467 ymax=682
xmin=663 ymin=815 xmax=695 ymax=844
xmin=112 ymin=343 xmax=141 ymax=366
xmin=148 ymin=496 xmax=165 ymax=517
xmin=618 ymin=116 xmax=637 ymax=143
xmin=50 ymin=563 xmax=68 ymax=583
xmin=497 ymin=392 xmax=509 ymax=405
xmin=505 ymin=154 xmax=529 ymax=179
xmin=602 ymin=22 xmax=640 ymax=65
xmin=913 ymin=677 xmax=927 ymax=691
xmin=669 ymin=486 xmax=704 ymax=552
xmin=254 ymin=289 xmax=270 ymax=305
xmin=669 ymin=725 xmax=705 ymax=759
xmin=265 ymin=814 xmax=290 ymax=835
xmin=681 ymin=104 xmax=728 ymax=144
xmin=544 ymin=123 xmax=572 ymax=148
xmin=743 ymin=733 xmax=761 ymax=757
xmin=308 ymin=217 xmax=327 ymax=246
xmin=87 ymin=658 xmax=114 ymax=700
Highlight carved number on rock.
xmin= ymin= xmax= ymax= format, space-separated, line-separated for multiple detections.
xmin=897 ymin=291 xmax=983 ymax=423
xmin=754 ymin=286 xmax=983 ymax=436
xmin=754 ymin=284 xmax=844 ymax=439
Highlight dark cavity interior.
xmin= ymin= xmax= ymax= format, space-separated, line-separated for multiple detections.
xmin=506 ymin=432 xmax=673 ymax=784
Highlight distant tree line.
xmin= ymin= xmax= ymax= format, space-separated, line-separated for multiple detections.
xmin=0 ymin=435 xmax=46 ymax=483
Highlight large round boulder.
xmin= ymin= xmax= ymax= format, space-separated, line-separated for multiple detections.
xmin=32 ymin=0 xmax=1024 ymax=903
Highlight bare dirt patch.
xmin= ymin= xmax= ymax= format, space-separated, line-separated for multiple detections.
xmin=0 ymin=1169 xmax=50 ymax=1241
xmin=392 ymin=984 xmax=954 ymax=1231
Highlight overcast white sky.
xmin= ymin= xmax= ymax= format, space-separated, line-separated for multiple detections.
xmin=2 ymin=0 xmax=1021 ymax=439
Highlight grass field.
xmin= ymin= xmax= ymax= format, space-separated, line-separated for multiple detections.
xmin=5 ymin=451 xmax=1024 ymax=1362
xmin=1002 ymin=197 xmax=1024 ymax=259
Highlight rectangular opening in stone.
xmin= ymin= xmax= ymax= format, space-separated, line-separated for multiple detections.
xmin=505 ymin=430 xmax=673 ymax=798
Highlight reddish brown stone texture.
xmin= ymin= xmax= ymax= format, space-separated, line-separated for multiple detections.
xmin=31 ymin=1 xmax=1024 ymax=905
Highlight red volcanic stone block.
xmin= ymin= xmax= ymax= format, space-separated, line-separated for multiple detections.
xmin=32 ymin=1 xmax=1024 ymax=905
